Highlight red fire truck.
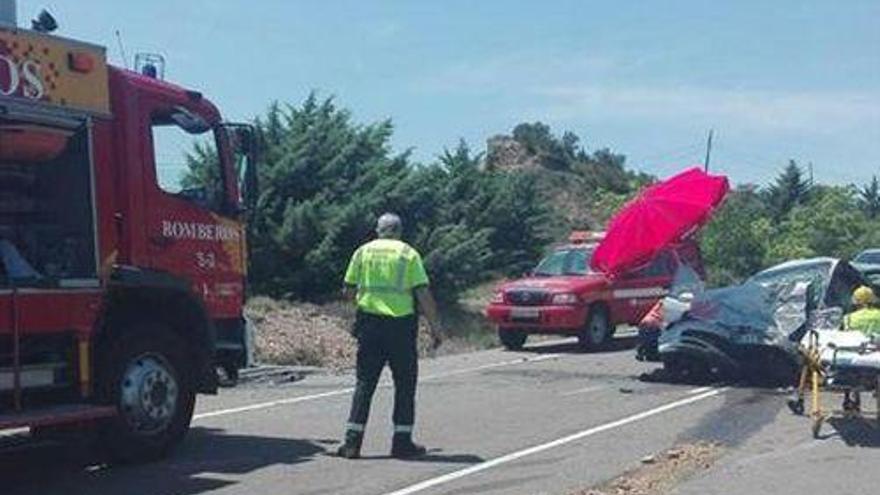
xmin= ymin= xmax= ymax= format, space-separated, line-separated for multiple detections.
xmin=0 ymin=17 xmax=256 ymax=460
xmin=485 ymin=232 xmax=704 ymax=350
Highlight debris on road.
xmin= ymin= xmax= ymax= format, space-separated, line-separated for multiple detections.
xmin=573 ymin=441 xmax=723 ymax=495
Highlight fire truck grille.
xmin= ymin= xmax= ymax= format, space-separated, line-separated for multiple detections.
xmin=506 ymin=289 xmax=549 ymax=306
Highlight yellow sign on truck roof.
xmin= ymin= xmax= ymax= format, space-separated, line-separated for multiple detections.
xmin=0 ymin=27 xmax=109 ymax=115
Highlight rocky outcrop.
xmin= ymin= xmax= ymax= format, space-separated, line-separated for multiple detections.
xmin=485 ymin=135 xmax=540 ymax=171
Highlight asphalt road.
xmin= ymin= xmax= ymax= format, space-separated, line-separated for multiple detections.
xmin=2 ymin=335 xmax=879 ymax=495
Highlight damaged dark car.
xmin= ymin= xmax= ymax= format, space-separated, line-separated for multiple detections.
xmin=654 ymin=258 xmax=867 ymax=385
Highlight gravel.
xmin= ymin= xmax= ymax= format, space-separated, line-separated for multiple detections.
xmin=245 ymin=297 xmax=490 ymax=371
xmin=573 ymin=441 xmax=724 ymax=495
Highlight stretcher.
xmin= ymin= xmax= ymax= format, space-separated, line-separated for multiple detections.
xmin=788 ymin=329 xmax=880 ymax=438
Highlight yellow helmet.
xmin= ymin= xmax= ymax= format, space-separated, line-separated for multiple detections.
xmin=852 ymin=286 xmax=878 ymax=306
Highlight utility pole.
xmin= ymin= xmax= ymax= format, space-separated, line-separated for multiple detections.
xmin=703 ymin=129 xmax=714 ymax=172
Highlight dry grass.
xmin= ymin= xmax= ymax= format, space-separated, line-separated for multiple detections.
xmin=246 ymin=296 xmax=499 ymax=371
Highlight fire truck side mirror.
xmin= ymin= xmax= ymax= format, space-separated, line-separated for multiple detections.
xmin=236 ymin=126 xmax=260 ymax=212
xmin=221 ymin=122 xmax=260 ymax=214
xmin=243 ymin=150 xmax=259 ymax=212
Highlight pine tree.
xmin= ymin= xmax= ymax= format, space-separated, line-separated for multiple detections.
xmin=182 ymin=96 xmax=552 ymax=303
xmin=766 ymin=160 xmax=812 ymax=219
xmin=860 ymin=175 xmax=880 ymax=219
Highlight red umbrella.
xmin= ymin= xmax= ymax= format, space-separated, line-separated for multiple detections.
xmin=591 ymin=167 xmax=729 ymax=277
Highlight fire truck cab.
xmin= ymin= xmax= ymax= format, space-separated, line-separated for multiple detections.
xmin=485 ymin=231 xmax=705 ymax=350
xmin=0 ymin=20 xmax=256 ymax=461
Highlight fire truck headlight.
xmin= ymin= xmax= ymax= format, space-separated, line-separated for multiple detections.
xmin=490 ymin=291 xmax=505 ymax=304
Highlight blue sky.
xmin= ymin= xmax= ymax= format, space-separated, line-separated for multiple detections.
xmin=18 ymin=0 xmax=880 ymax=186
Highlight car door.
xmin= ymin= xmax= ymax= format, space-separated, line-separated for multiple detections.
xmin=610 ymin=251 xmax=676 ymax=324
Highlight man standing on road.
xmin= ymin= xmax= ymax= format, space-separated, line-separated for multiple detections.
xmin=336 ymin=213 xmax=441 ymax=459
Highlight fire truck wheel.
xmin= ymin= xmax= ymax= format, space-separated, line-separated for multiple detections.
xmin=98 ymin=326 xmax=196 ymax=463
xmin=579 ymin=306 xmax=611 ymax=350
xmin=499 ymin=329 xmax=528 ymax=350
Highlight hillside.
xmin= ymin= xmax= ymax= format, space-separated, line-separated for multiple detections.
xmin=485 ymin=123 xmax=650 ymax=239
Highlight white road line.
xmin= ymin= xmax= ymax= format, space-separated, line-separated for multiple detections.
xmin=193 ymin=353 xmax=562 ymax=422
xmin=560 ymin=385 xmax=607 ymax=397
xmin=424 ymin=354 xmax=561 ymax=380
xmin=382 ymin=387 xmax=727 ymax=495
xmin=0 ymin=427 xmax=29 ymax=438
xmin=686 ymin=386 xmax=714 ymax=395
xmin=193 ymin=389 xmax=352 ymax=421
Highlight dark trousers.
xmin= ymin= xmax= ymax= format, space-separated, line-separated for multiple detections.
xmin=346 ymin=311 xmax=418 ymax=434
xmin=636 ymin=327 xmax=661 ymax=362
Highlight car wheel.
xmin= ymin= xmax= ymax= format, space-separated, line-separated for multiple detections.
xmin=98 ymin=325 xmax=195 ymax=463
xmin=579 ymin=306 xmax=612 ymax=349
xmin=499 ymin=329 xmax=528 ymax=350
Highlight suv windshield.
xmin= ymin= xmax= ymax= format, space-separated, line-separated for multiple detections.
xmin=533 ymin=247 xmax=594 ymax=276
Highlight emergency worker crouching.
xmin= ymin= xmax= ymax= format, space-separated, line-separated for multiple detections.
xmin=844 ymin=285 xmax=880 ymax=338
xmin=336 ymin=213 xmax=442 ymax=459
xmin=838 ymin=285 xmax=880 ymax=413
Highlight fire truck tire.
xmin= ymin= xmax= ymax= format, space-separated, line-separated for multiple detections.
xmin=499 ymin=329 xmax=528 ymax=350
xmin=98 ymin=326 xmax=196 ymax=463
xmin=579 ymin=306 xmax=612 ymax=350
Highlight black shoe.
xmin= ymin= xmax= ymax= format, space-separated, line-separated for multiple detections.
xmin=335 ymin=430 xmax=363 ymax=459
xmin=391 ymin=438 xmax=427 ymax=459
xmin=336 ymin=443 xmax=361 ymax=459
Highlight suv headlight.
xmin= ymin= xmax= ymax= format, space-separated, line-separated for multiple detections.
xmin=490 ymin=291 xmax=505 ymax=304
xmin=551 ymin=293 xmax=579 ymax=305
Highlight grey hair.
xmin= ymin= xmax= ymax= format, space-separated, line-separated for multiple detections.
xmin=376 ymin=213 xmax=403 ymax=238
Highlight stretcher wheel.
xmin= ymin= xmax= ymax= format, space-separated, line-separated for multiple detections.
xmin=787 ymin=398 xmax=805 ymax=416
xmin=811 ymin=416 xmax=824 ymax=439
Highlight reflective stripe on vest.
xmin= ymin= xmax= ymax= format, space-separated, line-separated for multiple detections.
xmin=358 ymin=244 xmax=412 ymax=294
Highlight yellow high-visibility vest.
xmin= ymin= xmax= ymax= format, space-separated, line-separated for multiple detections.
xmin=344 ymin=239 xmax=429 ymax=318
xmin=844 ymin=307 xmax=880 ymax=337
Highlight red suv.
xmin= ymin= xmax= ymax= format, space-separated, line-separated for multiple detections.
xmin=485 ymin=233 xmax=705 ymax=350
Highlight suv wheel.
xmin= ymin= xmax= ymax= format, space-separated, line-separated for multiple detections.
xmin=499 ymin=329 xmax=528 ymax=350
xmin=578 ymin=306 xmax=612 ymax=349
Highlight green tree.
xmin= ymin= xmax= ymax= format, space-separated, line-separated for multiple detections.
xmin=183 ymin=96 xmax=552 ymax=303
xmin=859 ymin=175 xmax=880 ymax=219
xmin=512 ymin=122 xmax=572 ymax=171
xmin=767 ymin=186 xmax=868 ymax=265
xmin=701 ymin=186 xmax=772 ymax=285
xmin=765 ymin=160 xmax=812 ymax=219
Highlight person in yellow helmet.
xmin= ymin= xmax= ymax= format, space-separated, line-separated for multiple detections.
xmin=335 ymin=213 xmax=441 ymax=460
xmin=844 ymin=286 xmax=880 ymax=337
xmin=839 ymin=285 xmax=880 ymax=413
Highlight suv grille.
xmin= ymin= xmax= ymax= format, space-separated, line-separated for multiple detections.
xmin=506 ymin=289 xmax=548 ymax=306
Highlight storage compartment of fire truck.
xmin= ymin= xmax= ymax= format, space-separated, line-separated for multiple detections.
xmin=0 ymin=115 xmax=97 ymax=410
